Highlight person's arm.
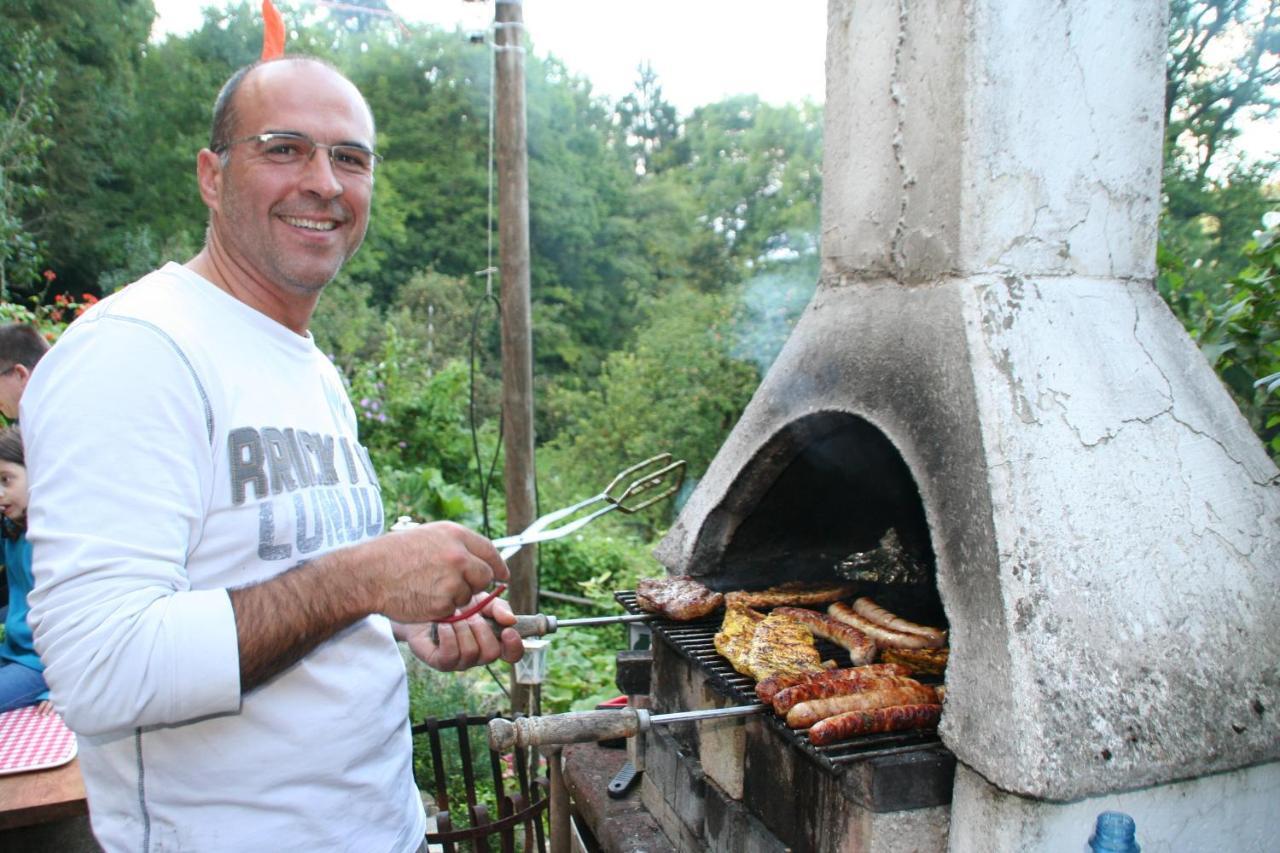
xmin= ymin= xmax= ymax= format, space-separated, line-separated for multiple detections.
xmin=229 ymin=521 xmax=519 ymax=690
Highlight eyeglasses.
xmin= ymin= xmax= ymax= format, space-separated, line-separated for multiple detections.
xmin=212 ymin=132 xmax=381 ymax=177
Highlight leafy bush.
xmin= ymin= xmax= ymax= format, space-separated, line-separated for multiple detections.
xmin=1160 ymin=215 xmax=1280 ymax=459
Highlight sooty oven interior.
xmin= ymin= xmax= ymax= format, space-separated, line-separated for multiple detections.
xmin=700 ymin=410 xmax=943 ymax=629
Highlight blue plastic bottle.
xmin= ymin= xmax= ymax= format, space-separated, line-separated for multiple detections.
xmin=1088 ymin=811 xmax=1140 ymax=853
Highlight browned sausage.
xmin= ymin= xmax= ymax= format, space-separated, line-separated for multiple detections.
xmin=786 ymin=678 xmax=937 ymax=729
xmin=808 ymin=703 xmax=942 ymax=746
xmin=772 ymin=606 xmax=877 ymax=665
xmin=771 ymin=668 xmax=909 ymax=715
xmin=755 ymin=662 xmax=909 ymax=704
xmin=828 ymin=602 xmax=944 ymax=650
xmin=852 ymin=597 xmax=947 ymax=644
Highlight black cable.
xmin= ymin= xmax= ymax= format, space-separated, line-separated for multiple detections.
xmin=469 ymin=289 xmax=504 ymax=539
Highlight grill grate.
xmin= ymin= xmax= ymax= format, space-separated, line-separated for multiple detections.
xmin=616 ymin=591 xmax=946 ymax=774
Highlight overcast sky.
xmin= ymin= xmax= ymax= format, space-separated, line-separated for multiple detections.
xmin=150 ymin=1 xmax=828 ymax=114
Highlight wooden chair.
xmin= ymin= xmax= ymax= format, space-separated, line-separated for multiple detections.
xmin=412 ymin=713 xmax=549 ymax=853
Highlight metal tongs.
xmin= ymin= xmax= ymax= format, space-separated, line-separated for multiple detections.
xmin=433 ymin=455 xmax=685 ymax=630
xmin=491 ymin=453 xmax=686 ymax=559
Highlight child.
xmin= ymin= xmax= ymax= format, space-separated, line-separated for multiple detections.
xmin=0 ymin=426 xmax=51 ymax=714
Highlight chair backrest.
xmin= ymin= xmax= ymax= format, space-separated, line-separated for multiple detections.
xmin=413 ymin=713 xmax=549 ymax=853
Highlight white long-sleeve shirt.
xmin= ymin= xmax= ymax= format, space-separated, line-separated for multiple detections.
xmin=23 ymin=264 xmax=425 ymax=852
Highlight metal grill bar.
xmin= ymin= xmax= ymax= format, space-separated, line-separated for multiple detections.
xmin=615 ymin=591 xmax=947 ymax=774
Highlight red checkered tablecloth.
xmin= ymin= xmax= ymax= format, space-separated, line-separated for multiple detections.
xmin=0 ymin=706 xmax=77 ymax=775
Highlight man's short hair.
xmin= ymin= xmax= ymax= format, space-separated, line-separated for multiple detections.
xmin=0 ymin=325 xmax=49 ymax=370
xmin=209 ymin=56 xmax=375 ymax=156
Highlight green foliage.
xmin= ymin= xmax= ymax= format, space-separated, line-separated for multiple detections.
xmin=541 ymin=286 xmax=760 ymax=536
xmin=1160 ymin=216 xmax=1280 ymax=457
xmin=5 ymin=0 xmax=156 ymax=298
xmin=676 ymin=95 xmax=824 ymax=268
xmin=0 ymin=291 xmax=99 ymax=344
xmin=0 ymin=17 xmax=56 ymax=298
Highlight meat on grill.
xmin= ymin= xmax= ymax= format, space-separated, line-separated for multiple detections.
xmin=880 ymin=646 xmax=950 ymax=676
xmin=725 ymin=581 xmax=858 ymax=609
xmin=828 ymin=602 xmax=945 ymax=650
xmin=770 ymin=666 xmax=912 ymax=715
xmin=745 ymin=611 xmax=826 ymax=681
xmin=771 ymin=606 xmax=877 ymax=665
xmin=754 ymin=662 xmax=910 ymax=704
xmin=635 ymin=576 xmax=724 ymax=620
xmin=714 ymin=604 xmax=825 ymax=681
xmin=786 ymin=676 xmax=938 ymax=728
xmin=713 ymin=602 xmax=769 ymax=678
xmin=852 ymin=597 xmax=947 ymax=644
xmin=807 ymin=703 xmax=943 ymax=746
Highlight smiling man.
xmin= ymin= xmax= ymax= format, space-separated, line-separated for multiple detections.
xmin=19 ymin=57 xmax=523 ymax=852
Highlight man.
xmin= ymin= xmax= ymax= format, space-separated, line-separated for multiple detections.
xmin=0 ymin=324 xmax=49 ymax=422
xmin=21 ymin=57 xmax=523 ymax=852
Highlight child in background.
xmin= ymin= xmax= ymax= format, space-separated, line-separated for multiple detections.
xmin=0 ymin=426 xmax=51 ymax=714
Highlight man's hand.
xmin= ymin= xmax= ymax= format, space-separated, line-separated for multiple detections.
xmin=365 ymin=521 xmax=511 ymax=624
xmin=231 ymin=520 xmax=513 ymax=691
xmin=397 ymin=594 xmax=525 ymax=671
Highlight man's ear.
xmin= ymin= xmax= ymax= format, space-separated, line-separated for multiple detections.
xmin=12 ymin=364 xmax=31 ymax=390
xmin=195 ymin=149 xmax=223 ymax=213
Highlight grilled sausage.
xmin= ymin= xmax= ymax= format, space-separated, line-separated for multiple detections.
xmin=786 ymin=677 xmax=937 ymax=729
xmin=828 ymin=602 xmax=945 ymax=650
xmin=772 ymin=607 xmax=877 ymax=665
xmin=754 ymin=662 xmax=906 ymax=704
xmin=771 ymin=667 xmax=911 ymax=715
xmin=852 ymin=597 xmax=947 ymax=644
xmin=808 ymin=703 xmax=942 ymax=746
xmin=880 ymin=646 xmax=949 ymax=676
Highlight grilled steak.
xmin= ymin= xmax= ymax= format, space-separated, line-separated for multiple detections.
xmin=635 ymin=576 xmax=724 ymax=620
xmin=726 ymin=581 xmax=857 ymax=609
xmin=745 ymin=611 xmax=826 ymax=682
xmin=713 ymin=603 xmax=768 ymax=677
xmin=714 ymin=604 xmax=826 ymax=681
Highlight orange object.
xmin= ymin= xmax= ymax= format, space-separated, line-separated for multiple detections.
xmin=261 ymin=0 xmax=286 ymax=60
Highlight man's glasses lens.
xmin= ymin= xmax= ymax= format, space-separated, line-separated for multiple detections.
xmin=251 ymin=133 xmax=377 ymax=175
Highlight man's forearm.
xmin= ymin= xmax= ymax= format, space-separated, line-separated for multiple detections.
xmin=229 ymin=550 xmax=377 ymax=691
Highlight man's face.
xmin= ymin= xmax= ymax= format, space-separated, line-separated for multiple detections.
xmin=204 ymin=61 xmax=375 ymax=297
xmin=0 ymin=365 xmax=30 ymax=421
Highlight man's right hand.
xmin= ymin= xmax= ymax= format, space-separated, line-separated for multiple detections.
xmin=231 ymin=520 xmax=511 ymax=691
xmin=364 ymin=521 xmax=510 ymax=624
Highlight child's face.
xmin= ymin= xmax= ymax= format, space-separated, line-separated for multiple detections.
xmin=0 ymin=461 xmax=28 ymax=522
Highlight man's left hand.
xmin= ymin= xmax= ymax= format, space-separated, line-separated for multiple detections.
xmin=397 ymin=595 xmax=525 ymax=671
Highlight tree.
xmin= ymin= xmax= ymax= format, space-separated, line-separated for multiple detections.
xmin=613 ymin=62 xmax=681 ymax=176
xmin=1162 ymin=0 xmax=1280 ymax=297
xmin=5 ymin=0 xmax=156 ymax=298
xmin=1166 ymin=0 xmax=1280 ymax=187
xmin=675 ymin=96 xmax=823 ymax=270
xmin=0 ymin=17 xmax=56 ymax=298
xmin=540 ymin=285 xmax=761 ymax=535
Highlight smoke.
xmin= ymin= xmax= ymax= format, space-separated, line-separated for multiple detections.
xmin=728 ymin=258 xmax=819 ymax=374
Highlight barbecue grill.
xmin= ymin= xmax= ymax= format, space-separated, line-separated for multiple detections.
xmin=613 ymin=591 xmax=946 ymax=771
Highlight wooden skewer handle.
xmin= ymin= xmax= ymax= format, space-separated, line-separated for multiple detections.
xmin=488 ymin=709 xmax=643 ymax=751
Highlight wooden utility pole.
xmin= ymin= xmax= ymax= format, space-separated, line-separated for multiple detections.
xmin=494 ymin=0 xmax=537 ymax=716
